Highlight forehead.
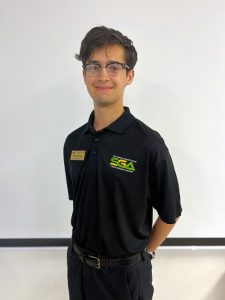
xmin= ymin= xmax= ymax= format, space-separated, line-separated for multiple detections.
xmin=88 ymin=44 xmax=125 ymax=63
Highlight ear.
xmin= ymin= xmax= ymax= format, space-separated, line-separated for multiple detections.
xmin=83 ymin=70 xmax=87 ymax=85
xmin=126 ymin=69 xmax=134 ymax=85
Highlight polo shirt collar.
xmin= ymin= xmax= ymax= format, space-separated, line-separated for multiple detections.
xmin=82 ymin=106 xmax=134 ymax=134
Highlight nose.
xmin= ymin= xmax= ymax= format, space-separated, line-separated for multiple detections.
xmin=97 ymin=66 xmax=110 ymax=80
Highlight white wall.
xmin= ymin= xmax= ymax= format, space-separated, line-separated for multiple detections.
xmin=153 ymin=248 xmax=225 ymax=300
xmin=1 ymin=2 xmax=224 ymax=298
xmin=0 ymin=248 xmax=224 ymax=300
xmin=1 ymin=0 xmax=225 ymax=237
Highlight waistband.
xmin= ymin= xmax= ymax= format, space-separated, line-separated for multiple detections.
xmin=73 ymin=243 xmax=145 ymax=269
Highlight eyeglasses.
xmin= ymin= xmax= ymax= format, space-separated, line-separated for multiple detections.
xmin=82 ymin=62 xmax=130 ymax=77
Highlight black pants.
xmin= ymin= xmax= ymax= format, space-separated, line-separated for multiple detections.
xmin=67 ymin=244 xmax=154 ymax=300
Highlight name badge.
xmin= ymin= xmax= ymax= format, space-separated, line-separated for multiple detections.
xmin=70 ymin=150 xmax=86 ymax=161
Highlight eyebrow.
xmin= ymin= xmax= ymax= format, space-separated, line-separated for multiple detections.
xmin=87 ymin=60 xmax=120 ymax=64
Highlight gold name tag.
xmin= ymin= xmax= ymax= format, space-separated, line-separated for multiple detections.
xmin=70 ymin=150 xmax=86 ymax=161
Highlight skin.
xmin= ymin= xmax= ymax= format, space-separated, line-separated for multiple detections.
xmin=83 ymin=43 xmax=178 ymax=252
xmin=83 ymin=44 xmax=134 ymax=131
xmin=146 ymin=217 xmax=178 ymax=252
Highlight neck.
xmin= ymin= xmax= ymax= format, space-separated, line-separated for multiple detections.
xmin=93 ymin=103 xmax=125 ymax=131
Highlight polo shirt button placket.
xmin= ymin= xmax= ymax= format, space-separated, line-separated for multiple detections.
xmin=92 ymin=136 xmax=99 ymax=154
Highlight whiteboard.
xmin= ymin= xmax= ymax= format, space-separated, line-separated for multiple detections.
xmin=1 ymin=0 xmax=225 ymax=240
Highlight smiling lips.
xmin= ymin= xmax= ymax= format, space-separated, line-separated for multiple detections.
xmin=95 ymin=86 xmax=113 ymax=92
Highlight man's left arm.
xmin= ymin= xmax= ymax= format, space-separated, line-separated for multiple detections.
xmin=147 ymin=143 xmax=182 ymax=253
xmin=146 ymin=216 xmax=179 ymax=252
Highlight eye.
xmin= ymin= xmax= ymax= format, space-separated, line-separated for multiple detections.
xmin=87 ymin=64 xmax=100 ymax=71
xmin=107 ymin=63 xmax=122 ymax=72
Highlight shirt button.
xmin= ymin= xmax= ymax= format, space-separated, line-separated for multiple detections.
xmin=94 ymin=138 xmax=99 ymax=142
xmin=93 ymin=150 xmax=97 ymax=154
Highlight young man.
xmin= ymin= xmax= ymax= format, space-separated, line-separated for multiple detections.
xmin=64 ymin=26 xmax=182 ymax=300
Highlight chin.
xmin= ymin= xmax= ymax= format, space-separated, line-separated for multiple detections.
xmin=94 ymin=98 xmax=117 ymax=107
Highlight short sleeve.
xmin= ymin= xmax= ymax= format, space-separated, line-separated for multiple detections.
xmin=149 ymin=145 xmax=182 ymax=224
xmin=63 ymin=135 xmax=74 ymax=200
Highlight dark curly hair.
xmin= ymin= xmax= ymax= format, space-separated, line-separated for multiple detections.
xmin=75 ymin=26 xmax=137 ymax=69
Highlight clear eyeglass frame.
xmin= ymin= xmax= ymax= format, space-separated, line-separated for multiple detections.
xmin=82 ymin=62 xmax=130 ymax=77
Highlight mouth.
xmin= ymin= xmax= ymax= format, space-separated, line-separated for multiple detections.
xmin=95 ymin=86 xmax=113 ymax=93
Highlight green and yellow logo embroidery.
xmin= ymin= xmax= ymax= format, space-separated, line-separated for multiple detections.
xmin=109 ymin=155 xmax=137 ymax=173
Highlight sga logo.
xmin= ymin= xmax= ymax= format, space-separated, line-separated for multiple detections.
xmin=109 ymin=155 xmax=137 ymax=173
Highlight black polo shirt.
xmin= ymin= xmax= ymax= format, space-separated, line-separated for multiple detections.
xmin=64 ymin=107 xmax=181 ymax=258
